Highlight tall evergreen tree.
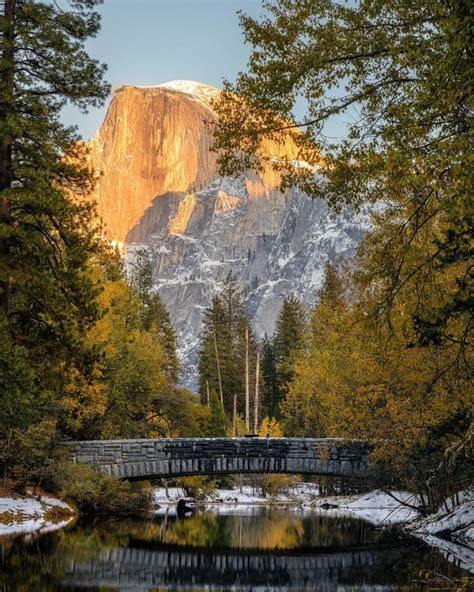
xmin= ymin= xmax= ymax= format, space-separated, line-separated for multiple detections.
xmin=129 ymin=248 xmax=154 ymax=306
xmin=312 ymin=262 xmax=346 ymax=341
xmin=260 ymin=334 xmax=278 ymax=419
xmin=281 ymin=263 xmax=347 ymax=438
xmin=272 ymin=295 xmax=307 ymax=415
xmin=198 ymin=273 xmax=258 ymax=421
xmin=198 ymin=295 xmax=227 ymax=408
xmin=0 ymin=0 xmax=109 ymax=447
xmin=318 ymin=262 xmax=344 ymax=306
xmin=129 ymin=248 xmax=180 ymax=382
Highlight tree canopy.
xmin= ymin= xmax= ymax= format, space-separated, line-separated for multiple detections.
xmin=213 ymin=1 xmax=473 ymax=503
xmin=213 ymin=0 xmax=473 ymax=366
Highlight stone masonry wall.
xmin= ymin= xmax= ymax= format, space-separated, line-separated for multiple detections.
xmin=63 ymin=438 xmax=372 ymax=480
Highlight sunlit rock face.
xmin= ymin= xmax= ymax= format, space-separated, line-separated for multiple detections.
xmin=89 ymin=81 xmax=370 ymax=387
xmin=88 ymin=82 xmax=220 ymax=244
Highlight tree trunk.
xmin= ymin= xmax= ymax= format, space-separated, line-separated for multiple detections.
xmin=254 ymin=345 xmax=260 ymax=433
xmin=233 ymin=392 xmax=237 ymax=436
xmin=0 ymin=0 xmax=16 ymax=319
xmin=213 ymin=326 xmax=224 ymax=409
xmin=245 ymin=325 xmax=249 ymax=431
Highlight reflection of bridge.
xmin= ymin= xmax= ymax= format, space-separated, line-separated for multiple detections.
xmin=64 ymin=437 xmax=373 ymax=480
xmin=63 ymin=544 xmax=410 ymax=591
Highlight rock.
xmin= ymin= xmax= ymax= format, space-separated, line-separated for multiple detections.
xmin=177 ymin=498 xmax=194 ymax=518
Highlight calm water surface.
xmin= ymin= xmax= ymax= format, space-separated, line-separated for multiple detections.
xmin=0 ymin=507 xmax=470 ymax=591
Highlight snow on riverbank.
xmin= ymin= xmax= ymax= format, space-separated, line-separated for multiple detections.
xmin=0 ymin=493 xmax=75 ymax=537
xmin=412 ymin=490 xmax=473 ymax=545
xmin=154 ymin=484 xmax=473 ymax=572
xmin=314 ymin=489 xmax=421 ymax=525
xmin=408 ymin=490 xmax=474 ymax=572
xmin=154 ymin=485 xmax=418 ymax=524
xmin=154 ymin=483 xmax=320 ymax=509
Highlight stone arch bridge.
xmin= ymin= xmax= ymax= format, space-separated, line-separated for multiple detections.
xmin=63 ymin=437 xmax=373 ymax=480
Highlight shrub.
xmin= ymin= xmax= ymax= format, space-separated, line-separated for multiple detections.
xmin=4 ymin=419 xmax=62 ymax=491
xmin=55 ymin=461 xmax=153 ymax=516
xmin=252 ymin=473 xmax=300 ymax=498
xmin=176 ymin=476 xmax=218 ymax=502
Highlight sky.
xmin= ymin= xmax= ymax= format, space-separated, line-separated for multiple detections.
xmin=62 ymin=0 xmax=266 ymax=140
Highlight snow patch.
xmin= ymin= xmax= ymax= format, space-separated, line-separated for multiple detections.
xmin=411 ymin=489 xmax=474 ymax=552
xmin=0 ymin=495 xmax=74 ymax=537
xmin=315 ymin=490 xmax=421 ymax=525
xmin=157 ymin=80 xmax=220 ymax=108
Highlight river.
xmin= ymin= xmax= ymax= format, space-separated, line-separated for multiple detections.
xmin=0 ymin=507 xmax=470 ymax=591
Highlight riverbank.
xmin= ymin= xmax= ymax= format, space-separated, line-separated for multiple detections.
xmin=154 ymin=484 xmax=419 ymax=523
xmin=315 ymin=489 xmax=473 ymax=573
xmin=407 ymin=490 xmax=474 ymax=572
xmin=0 ymin=488 xmax=75 ymax=537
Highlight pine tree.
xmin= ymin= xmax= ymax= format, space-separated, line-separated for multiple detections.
xmin=198 ymin=273 xmax=258 ymax=422
xmin=129 ymin=248 xmax=154 ymax=307
xmin=0 ymin=1 xmax=109 ymax=453
xmin=0 ymin=0 xmax=112 ymax=479
xmin=272 ymin=295 xmax=307 ymax=414
xmin=198 ymin=295 xmax=227 ymax=408
xmin=317 ymin=261 xmax=344 ymax=307
xmin=148 ymin=295 xmax=180 ymax=382
xmin=261 ymin=334 xmax=278 ymax=418
xmin=205 ymin=389 xmax=229 ymax=437
xmin=312 ymin=262 xmax=346 ymax=341
xmin=129 ymin=248 xmax=180 ymax=381
xmin=1 ymin=0 xmax=108 ymax=319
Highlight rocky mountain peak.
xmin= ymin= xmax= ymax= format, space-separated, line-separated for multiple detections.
xmin=87 ymin=81 xmax=370 ymax=387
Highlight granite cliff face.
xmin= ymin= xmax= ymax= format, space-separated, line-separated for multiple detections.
xmin=89 ymin=81 xmax=370 ymax=385
xmin=89 ymin=81 xmax=300 ymax=247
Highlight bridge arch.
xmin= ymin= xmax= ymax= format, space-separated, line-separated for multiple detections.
xmin=63 ymin=437 xmax=372 ymax=480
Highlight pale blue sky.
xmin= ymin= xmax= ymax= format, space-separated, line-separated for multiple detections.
xmin=62 ymin=0 xmax=264 ymax=140
xmin=62 ymin=0 xmax=348 ymax=141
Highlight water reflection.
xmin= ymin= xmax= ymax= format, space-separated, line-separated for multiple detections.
xmin=142 ymin=507 xmax=385 ymax=550
xmin=0 ymin=508 xmax=469 ymax=591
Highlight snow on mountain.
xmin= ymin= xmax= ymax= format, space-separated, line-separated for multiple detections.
xmin=128 ymin=175 xmax=370 ymax=387
xmin=157 ymin=80 xmax=220 ymax=107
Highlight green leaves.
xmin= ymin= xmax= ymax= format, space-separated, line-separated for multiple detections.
xmin=213 ymin=0 xmax=473 ymax=369
xmin=0 ymin=0 xmax=109 ymax=478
